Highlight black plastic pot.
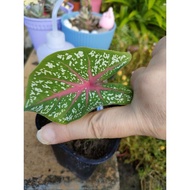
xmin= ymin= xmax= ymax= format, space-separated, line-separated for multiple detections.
xmin=35 ymin=114 xmax=120 ymax=180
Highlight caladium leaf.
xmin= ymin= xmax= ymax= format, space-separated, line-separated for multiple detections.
xmin=24 ymin=47 xmax=133 ymax=124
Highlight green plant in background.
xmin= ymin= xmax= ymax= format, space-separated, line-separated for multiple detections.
xmin=108 ymin=25 xmax=153 ymax=86
xmin=102 ymin=0 xmax=166 ymax=43
xmin=106 ymin=0 xmax=166 ymax=86
xmin=119 ymin=136 xmax=166 ymax=190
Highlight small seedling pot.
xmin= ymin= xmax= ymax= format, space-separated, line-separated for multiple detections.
xmin=35 ymin=114 xmax=120 ymax=180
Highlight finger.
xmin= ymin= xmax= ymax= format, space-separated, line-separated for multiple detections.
xmin=36 ymin=105 xmax=142 ymax=144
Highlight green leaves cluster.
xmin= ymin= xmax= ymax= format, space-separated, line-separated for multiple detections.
xmin=119 ymin=136 xmax=166 ymax=190
xmin=102 ymin=0 xmax=166 ymax=42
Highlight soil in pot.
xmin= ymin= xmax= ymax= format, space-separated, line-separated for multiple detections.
xmin=65 ymin=139 xmax=113 ymax=159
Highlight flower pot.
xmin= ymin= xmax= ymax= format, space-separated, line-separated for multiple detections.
xmin=24 ymin=2 xmax=74 ymax=51
xmin=61 ymin=12 xmax=116 ymax=49
xmin=70 ymin=0 xmax=81 ymax=11
xmin=35 ymin=114 xmax=120 ymax=180
xmin=91 ymin=0 xmax=102 ymax=13
xmin=24 ymin=16 xmax=62 ymax=51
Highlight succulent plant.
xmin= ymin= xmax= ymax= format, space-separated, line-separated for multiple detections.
xmin=69 ymin=0 xmax=101 ymax=31
xmin=24 ymin=47 xmax=133 ymax=124
xmin=24 ymin=0 xmax=70 ymax=18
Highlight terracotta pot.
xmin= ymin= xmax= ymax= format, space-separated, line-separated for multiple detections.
xmin=70 ymin=0 xmax=81 ymax=11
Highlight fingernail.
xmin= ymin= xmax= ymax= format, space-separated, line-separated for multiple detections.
xmin=37 ymin=128 xmax=53 ymax=145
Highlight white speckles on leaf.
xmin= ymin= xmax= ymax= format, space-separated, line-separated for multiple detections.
xmin=35 ymin=71 xmax=42 ymax=76
xmin=29 ymin=90 xmax=35 ymax=96
xmin=74 ymin=51 xmax=84 ymax=58
xmin=34 ymin=87 xmax=42 ymax=93
xmin=57 ymin=54 xmax=64 ymax=60
xmin=42 ymin=84 xmax=51 ymax=89
xmin=38 ymin=80 xmax=44 ymax=84
xmin=45 ymin=80 xmax=53 ymax=85
xmin=77 ymin=103 xmax=81 ymax=109
xmin=88 ymin=50 xmax=96 ymax=57
xmin=34 ymin=104 xmax=44 ymax=112
xmin=52 ymin=72 xmax=61 ymax=78
xmin=31 ymin=81 xmax=37 ymax=87
xmin=111 ymin=54 xmax=120 ymax=63
xmin=40 ymin=103 xmax=55 ymax=114
xmin=66 ymin=55 xmax=72 ymax=60
xmin=103 ymin=52 xmax=110 ymax=59
xmin=101 ymin=60 xmax=108 ymax=67
xmin=46 ymin=62 xmax=55 ymax=69
xmin=95 ymin=53 xmax=101 ymax=59
xmin=119 ymin=55 xmax=127 ymax=61
xmin=72 ymin=108 xmax=77 ymax=114
xmin=60 ymin=67 xmax=66 ymax=74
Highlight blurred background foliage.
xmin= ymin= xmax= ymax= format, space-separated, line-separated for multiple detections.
xmin=102 ymin=0 xmax=166 ymax=189
xmin=102 ymin=0 xmax=166 ymax=43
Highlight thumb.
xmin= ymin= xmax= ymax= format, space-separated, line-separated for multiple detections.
xmin=36 ymin=105 xmax=141 ymax=145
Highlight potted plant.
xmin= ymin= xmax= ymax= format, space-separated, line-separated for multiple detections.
xmin=24 ymin=0 xmax=74 ymax=50
xmin=24 ymin=47 xmax=133 ymax=179
xmin=61 ymin=0 xmax=116 ymax=49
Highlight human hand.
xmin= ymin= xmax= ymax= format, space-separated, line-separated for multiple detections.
xmin=37 ymin=36 xmax=166 ymax=145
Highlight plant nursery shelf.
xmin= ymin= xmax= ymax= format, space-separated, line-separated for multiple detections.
xmin=24 ymin=50 xmax=120 ymax=190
